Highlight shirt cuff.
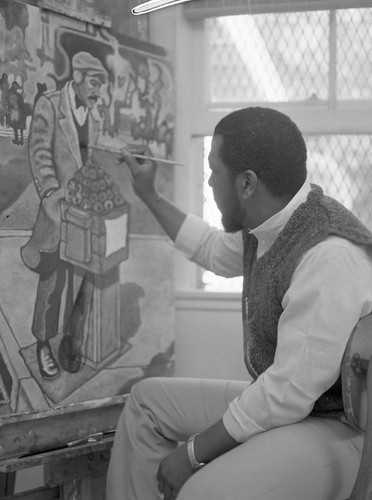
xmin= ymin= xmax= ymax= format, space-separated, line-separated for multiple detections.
xmin=223 ymin=396 xmax=265 ymax=443
xmin=175 ymin=214 xmax=211 ymax=259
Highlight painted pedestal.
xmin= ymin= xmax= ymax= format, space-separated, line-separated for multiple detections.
xmin=60 ymin=200 xmax=129 ymax=370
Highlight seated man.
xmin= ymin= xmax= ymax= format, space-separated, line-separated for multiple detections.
xmin=106 ymin=107 xmax=372 ymax=500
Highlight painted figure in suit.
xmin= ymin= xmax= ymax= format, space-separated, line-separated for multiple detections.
xmin=21 ymin=52 xmax=108 ymax=380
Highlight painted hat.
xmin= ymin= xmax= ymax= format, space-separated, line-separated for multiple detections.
xmin=72 ymin=51 xmax=108 ymax=82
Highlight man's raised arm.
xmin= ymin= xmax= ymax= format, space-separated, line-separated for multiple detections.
xmin=120 ymin=145 xmax=186 ymax=241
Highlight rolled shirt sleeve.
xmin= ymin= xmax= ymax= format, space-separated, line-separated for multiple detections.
xmin=175 ymin=214 xmax=244 ymax=278
xmin=223 ymin=237 xmax=372 ymax=442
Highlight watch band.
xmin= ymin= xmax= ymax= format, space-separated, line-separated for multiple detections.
xmin=187 ymin=433 xmax=206 ymax=472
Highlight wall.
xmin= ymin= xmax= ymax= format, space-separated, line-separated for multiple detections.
xmin=149 ymin=7 xmax=248 ymax=382
xmin=175 ymin=292 xmax=250 ymax=381
xmin=147 ymin=6 xmax=245 ymax=382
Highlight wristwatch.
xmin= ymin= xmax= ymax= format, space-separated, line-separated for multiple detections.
xmin=187 ymin=433 xmax=206 ymax=472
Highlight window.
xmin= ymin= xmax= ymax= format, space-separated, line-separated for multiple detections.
xmin=206 ymin=9 xmax=372 ymax=105
xmin=188 ymin=7 xmax=372 ymax=292
xmin=207 ymin=11 xmax=330 ymax=104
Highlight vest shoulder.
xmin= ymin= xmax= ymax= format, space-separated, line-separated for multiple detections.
xmin=315 ymin=235 xmax=372 ymax=258
xmin=323 ymin=194 xmax=372 ymax=243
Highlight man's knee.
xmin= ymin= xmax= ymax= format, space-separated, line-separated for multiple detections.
xmin=130 ymin=377 xmax=167 ymax=407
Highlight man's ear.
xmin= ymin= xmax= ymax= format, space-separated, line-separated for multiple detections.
xmin=236 ymin=170 xmax=258 ymax=199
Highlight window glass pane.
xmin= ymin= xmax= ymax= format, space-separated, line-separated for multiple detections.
xmin=206 ymin=11 xmax=329 ymax=103
xmin=203 ymin=137 xmax=221 ymax=229
xmin=202 ymin=269 xmax=243 ymax=292
xmin=306 ymin=135 xmax=372 ymax=230
xmin=201 ymin=134 xmax=372 ymax=290
xmin=202 ymin=136 xmax=243 ymax=292
xmin=337 ymin=9 xmax=372 ymax=100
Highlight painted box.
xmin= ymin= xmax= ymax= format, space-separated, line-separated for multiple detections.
xmin=60 ymin=156 xmax=130 ymax=274
xmin=60 ymin=201 xmax=130 ymax=275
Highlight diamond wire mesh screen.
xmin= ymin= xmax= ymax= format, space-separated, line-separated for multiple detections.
xmin=206 ymin=9 xmax=372 ymax=103
xmin=200 ymin=8 xmax=372 ymax=290
xmin=337 ymin=9 xmax=372 ymax=100
xmin=201 ymin=134 xmax=372 ymax=290
xmin=306 ymin=135 xmax=372 ymax=229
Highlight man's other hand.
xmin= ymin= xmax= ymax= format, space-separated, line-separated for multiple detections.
xmin=156 ymin=443 xmax=194 ymax=500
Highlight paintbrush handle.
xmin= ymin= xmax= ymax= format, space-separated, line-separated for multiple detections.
xmin=132 ymin=153 xmax=182 ymax=166
xmin=89 ymin=144 xmax=182 ymax=166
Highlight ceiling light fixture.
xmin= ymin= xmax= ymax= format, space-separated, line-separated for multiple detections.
xmin=132 ymin=0 xmax=193 ymax=15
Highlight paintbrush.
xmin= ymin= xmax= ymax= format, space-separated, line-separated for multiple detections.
xmin=89 ymin=144 xmax=182 ymax=166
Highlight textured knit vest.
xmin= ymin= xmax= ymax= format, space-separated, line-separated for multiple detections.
xmin=242 ymin=184 xmax=372 ymax=416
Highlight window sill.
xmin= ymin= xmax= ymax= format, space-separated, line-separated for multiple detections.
xmin=175 ymin=289 xmax=241 ymax=311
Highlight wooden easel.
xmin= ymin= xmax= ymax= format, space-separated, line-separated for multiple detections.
xmin=0 ymin=395 xmax=127 ymax=499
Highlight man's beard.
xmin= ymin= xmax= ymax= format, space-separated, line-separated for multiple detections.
xmin=221 ymin=204 xmax=245 ymax=233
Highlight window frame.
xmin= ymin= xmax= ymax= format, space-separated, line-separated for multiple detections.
xmin=173 ymin=6 xmax=372 ymax=292
xmin=189 ymin=11 xmax=372 ymax=136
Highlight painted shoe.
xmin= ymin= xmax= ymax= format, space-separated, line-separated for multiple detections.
xmin=58 ymin=336 xmax=82 ymax=373
xmin=37 ymin=341 xmax=60 ymax=380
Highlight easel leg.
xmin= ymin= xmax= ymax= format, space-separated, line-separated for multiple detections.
xmin=0 ymin=472 xmax=16 ymax=496
xmin=62 ymin=477 xmax=81 ymax=500
xmin=61 ymin=475 xmax=106 ymax=500
xmin=45 ymin=449 xmax=110 ymax=500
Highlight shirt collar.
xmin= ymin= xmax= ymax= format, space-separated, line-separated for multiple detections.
xmin=250 ymin=179 xmax=312 ymax=240
xmin=68 ymin=81 xmax=89 ymax=126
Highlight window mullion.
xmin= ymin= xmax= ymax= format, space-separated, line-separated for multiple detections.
xmin=329 ymin=9 xmax=338 ymax=108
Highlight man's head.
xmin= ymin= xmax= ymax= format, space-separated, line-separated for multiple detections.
xmin=72 ymin=51 xmax=108 ymax=109
xmin=209 ymin=107 xmax=307 ymax=232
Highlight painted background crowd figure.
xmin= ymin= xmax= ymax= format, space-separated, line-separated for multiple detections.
xmin=0 ymin=73 xmax=33 ymax=146
xmin=0 ymin=0 xmax=175 ymax=415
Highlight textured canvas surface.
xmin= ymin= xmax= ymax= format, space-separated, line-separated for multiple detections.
xmin=0 ymin=0 xmax=175 ymax=414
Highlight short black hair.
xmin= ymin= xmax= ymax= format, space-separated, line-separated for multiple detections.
xmin=213 ymin=107 xmax=307 ymax=198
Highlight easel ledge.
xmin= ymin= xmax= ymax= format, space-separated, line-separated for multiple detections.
xmin=0 ymin=394 xmax=127 ymax=461
xmin=0 ymin=395 xmax=127 ymax=499
xmin=0 ymin=436 xmax=116 ymax=499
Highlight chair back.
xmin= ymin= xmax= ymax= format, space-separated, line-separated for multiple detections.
xmin=342 ymin=314 xmax=372 ymax=432
xmin=341 ymin=313 xmax=372 ymax=500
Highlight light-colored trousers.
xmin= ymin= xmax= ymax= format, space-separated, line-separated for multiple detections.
xmin=106 ymin=377 xmax=364 ymax=500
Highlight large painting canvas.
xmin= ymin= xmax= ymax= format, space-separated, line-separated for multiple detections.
xmin=16 ymin=0 xmax=149 ymax=38
xmin=38 ymin=0 xmax=112 ymax=27
xmin=0 ymin=0 xmax=175 ymax=414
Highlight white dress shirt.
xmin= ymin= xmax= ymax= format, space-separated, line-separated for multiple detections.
xmin=175 ymin=181 xmax=372 ymax=442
